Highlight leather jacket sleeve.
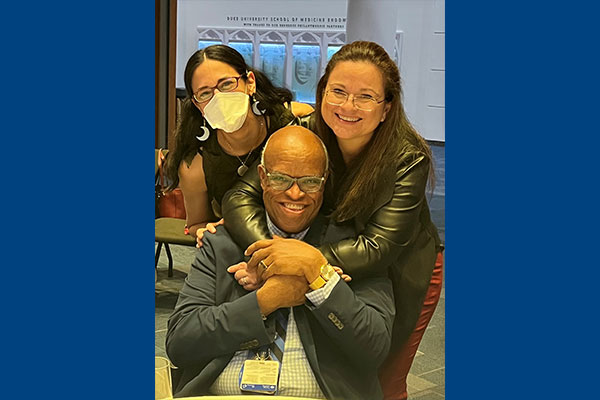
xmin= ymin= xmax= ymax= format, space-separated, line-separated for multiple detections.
xmin=221 ymin=158 xmax=273 ymax=245
xmin=221 ymin=148 xmax=432 ymax=280
xmin=320 ymin=154 xmax=431 ymax=278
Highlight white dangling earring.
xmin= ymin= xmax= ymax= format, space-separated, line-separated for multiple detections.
xmin=195 ymin=120 xmax=210 ymax=141
xmin=251 ymin=94 xmax=266 ymax=115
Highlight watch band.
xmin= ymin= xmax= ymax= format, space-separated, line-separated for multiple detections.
xmin=309 ymin=275 xmax=327 ymax=291
xmin=309 ymin=263 xmax=335 ymax=291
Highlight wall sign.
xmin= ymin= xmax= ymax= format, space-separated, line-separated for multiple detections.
xmin=225 ymin=15 xmax=346 ymax=30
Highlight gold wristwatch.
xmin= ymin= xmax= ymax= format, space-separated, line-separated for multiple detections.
xmin=309 ymin=263 xmax=336 ymax=290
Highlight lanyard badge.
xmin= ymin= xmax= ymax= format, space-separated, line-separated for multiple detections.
xmin=239 ymin=349 xmax=281 ymax=394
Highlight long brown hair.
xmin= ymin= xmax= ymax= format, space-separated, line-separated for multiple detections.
xmin=314 ymin=41 xmax=434 ymax=222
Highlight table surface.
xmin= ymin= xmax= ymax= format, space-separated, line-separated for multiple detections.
xmin=177 ymin=396 xmax=320 ymax=400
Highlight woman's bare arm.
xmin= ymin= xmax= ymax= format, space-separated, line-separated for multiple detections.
xmin=178 ymin=153 xmax=217 ymax=237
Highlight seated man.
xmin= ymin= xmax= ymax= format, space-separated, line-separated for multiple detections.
xmin=166 ymin=126 xmax=394 ymax=399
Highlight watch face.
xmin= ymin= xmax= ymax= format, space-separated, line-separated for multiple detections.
xmin=322 ymin=264 xmax=337 ymax=280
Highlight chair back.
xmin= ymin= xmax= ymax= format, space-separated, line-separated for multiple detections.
xmin=156 ymin=149 xmax=186 ymax=220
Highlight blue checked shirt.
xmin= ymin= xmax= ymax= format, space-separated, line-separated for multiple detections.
xmin=209 ymin=215 xmax=340 ymax=397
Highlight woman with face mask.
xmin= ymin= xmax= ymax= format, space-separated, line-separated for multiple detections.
xmin=165 ymin=45 xmax=314 ymax=241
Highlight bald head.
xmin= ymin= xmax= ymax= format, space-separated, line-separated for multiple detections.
xmin=261 ymin=126 xmax=328 ymax=174
xmin=258 ymin=126 xmax=329 ymax=233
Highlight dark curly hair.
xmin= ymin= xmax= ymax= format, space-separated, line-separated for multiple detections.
xmin=166 ymin=45 xmax=293 ymax=189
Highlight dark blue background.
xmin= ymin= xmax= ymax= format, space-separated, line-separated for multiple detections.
xmin=2 ymin=1 xmax=153 ymax=398
xmin=447 ymin=2 xmax=599 ymax=399
xmin=1 ymin=1 xmax=598 ymax=399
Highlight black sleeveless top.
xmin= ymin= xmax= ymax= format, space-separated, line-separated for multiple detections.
xmin=200 ymin=104 xmax=297 ymax=218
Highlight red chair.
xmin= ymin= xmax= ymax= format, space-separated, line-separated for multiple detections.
xmin=379 ymin=252 xmax=444 ymax=400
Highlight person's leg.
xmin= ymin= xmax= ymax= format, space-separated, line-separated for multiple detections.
xmin=379 ymin=252 xmax=444 ymax=400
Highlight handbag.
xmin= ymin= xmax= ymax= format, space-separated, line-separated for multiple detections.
xmin=155 ymin=149 xmax=187 ymax=219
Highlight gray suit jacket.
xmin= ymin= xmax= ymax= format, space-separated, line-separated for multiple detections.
xmin=166 ymin=217 xmax=395 ymax=399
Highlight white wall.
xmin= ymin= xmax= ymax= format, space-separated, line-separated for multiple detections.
xmin=396 ymin=0 xmax=445 ymax=141
xmin=176 ymin=0 xmax=444 ymax=142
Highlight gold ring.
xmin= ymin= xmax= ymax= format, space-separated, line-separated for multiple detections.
xmin=259 ymin=260 xmax=270 ymax=271
xmin=240 ymin=277 xmax=247 ymax=285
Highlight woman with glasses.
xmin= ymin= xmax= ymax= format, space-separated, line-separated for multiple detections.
xmin=165 ymin=45 xmax=313 ymax=240
xmin=219 ymin=41 xmax=443 ymax=400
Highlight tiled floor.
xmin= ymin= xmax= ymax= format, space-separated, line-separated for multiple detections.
xmin=155 ymin=143 xmax=445 ymax=399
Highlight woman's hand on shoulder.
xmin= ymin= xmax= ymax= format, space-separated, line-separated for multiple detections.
xmin=332 ymin=266 xmax=352 ymax=282
xmin=290 ymin=101 xmax=314 ymax=117
xmin=196 ymin=219 xmax=224 ymax=247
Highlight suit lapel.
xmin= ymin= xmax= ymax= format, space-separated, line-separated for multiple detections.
xmin=303 ymin=213 xmax=327 ymax=246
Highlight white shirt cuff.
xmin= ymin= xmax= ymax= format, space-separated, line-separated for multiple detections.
xmin=305 ymin=272 xmax=340 ymax=306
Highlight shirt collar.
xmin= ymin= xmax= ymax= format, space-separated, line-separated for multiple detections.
xmin=266 ymin=213 xmax=310 ymax=241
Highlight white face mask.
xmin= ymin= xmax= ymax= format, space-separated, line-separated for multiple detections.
xmin=202 ymin=91 xmax=250 ymax=133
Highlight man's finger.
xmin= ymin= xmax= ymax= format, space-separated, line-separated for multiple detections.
xmin=247 ymin=248 xmax=271 ymax=270
xmin=244 ymin=239 xmax=274 ymax=256
xmin=233 ymin=270 xmax=246 ymax=281
xmin=227 ymin=262 xmax=248 ymax=273
xmin=243 ymin=282 xmax=261 ymax=291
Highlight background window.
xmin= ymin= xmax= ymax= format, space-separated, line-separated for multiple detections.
xmin=198 ymin=40 xmax=222 ymax=50
xmin=327 ymin=45 xmax=342 ymax=61
xmin=229 ymin=42 xmax=254 ymax=67
xmin=259 ymin=43 xmax=285 ymax=88
xmin=292 ymin=44 xmax=320 ymax=104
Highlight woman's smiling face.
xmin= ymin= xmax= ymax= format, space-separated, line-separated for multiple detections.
xmin=320 ymin=61 xmax=390 ymax=144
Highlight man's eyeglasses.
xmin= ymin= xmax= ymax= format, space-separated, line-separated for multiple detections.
xmin=193 ymin=75 xmax=245 ymax=103
xmin=324 ymin=88 xmax=385 ymax=112
xmin=261 ymin=166 xmax=326 ymax=193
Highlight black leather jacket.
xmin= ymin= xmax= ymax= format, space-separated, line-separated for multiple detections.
xmin=221 ymin=117 xmax=442 ymax=349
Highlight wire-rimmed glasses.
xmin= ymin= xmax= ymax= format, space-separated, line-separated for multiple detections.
xmin=324 ymin=88 xmax=385 ymax=111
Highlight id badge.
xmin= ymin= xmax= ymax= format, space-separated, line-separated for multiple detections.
xmin=239 ymin=359 xmax=280 ymax=394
